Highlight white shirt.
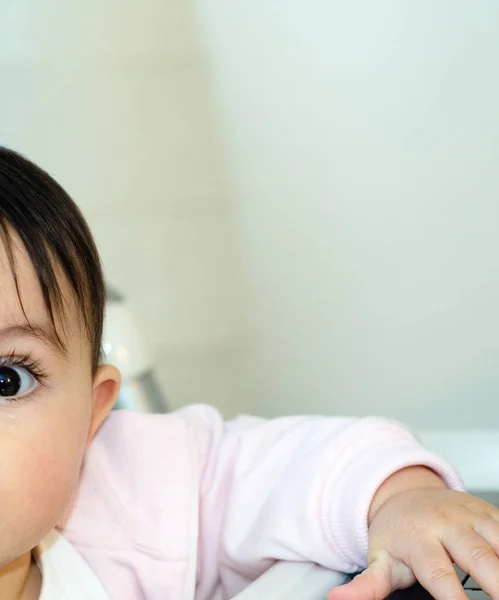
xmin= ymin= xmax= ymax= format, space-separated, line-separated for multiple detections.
xmin=34 ymin=531 xmax=109 ymax=600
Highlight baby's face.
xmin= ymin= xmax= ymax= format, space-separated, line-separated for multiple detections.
xmin=0 ymin=234 xmax=118 ymax=568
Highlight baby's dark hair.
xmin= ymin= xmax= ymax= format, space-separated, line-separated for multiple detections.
xmin=0 ymin=147 xmax=104 ymax=373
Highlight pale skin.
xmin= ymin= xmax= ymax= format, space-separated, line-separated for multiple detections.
xmin=0 ymin=233 xmax=120 ymax=600
xmin=1 ymin=235 xmax=499 ymax=600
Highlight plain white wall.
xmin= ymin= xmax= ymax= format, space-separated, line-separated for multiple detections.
xmin=193 ymin=1 xmax=499 ymax=427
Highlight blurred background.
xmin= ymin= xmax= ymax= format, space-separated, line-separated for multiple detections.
xmin=1 ymin=1 xmax=498 ymax=428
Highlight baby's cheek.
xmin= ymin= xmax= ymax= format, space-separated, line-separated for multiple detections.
xmin=0 ymin=429 xmax=86 ymax=547
xmin=23 ymin=435 xmax=84 ymax=507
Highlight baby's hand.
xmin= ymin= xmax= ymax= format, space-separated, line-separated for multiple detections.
xmin=329 ymin=480 xmax=499 ymax=600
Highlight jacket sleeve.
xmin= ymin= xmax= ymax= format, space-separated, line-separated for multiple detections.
xmin=179 ymin=405 xmax=463 ymax=599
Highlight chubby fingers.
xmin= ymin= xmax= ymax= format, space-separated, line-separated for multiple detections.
xmin=407 ymin=540 xmax=468 ymax=600
xmin=328 ymin=552 xmax=414 ymax=600
xmin=441 ymin=520 xmax=499 ymax=600
xmin=328 ymin=561 xmax=392 ymax=600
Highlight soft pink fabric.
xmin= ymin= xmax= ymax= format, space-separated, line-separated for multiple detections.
xmin=60 ymin=405 xmax=463 ymax=600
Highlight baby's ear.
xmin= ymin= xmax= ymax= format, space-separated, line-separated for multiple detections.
xmin=87 ymin=364 xmax=121 ymax=443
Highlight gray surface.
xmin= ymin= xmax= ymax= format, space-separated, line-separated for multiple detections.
xmin=469 ymin=491 xmax=499 ymax=506
xmin=233 ymin=562 xmax=347 ymax=600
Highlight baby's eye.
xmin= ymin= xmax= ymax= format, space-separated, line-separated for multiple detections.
xmin=0 ymin=365 xmax=37 ymax=399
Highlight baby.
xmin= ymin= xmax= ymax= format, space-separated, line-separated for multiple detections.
xmin=0 ymin=147 xmax=498 ymax=600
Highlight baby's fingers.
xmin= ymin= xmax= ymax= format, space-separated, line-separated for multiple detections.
xmin=472 ymin=517 xmax=499 ymax=558
xmin=442 ymin=524 xmax=499 ymax=599
xmin=328 ymin=559 xmax=393 ymax=600
xmin=328 ymin=552 xmax=414 ymax=600
xmin=409 ymin=541 xmax=467 ymax=600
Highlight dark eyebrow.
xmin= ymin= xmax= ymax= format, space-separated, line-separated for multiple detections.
xmin=0 ymin=323 xmax=67 ymax=357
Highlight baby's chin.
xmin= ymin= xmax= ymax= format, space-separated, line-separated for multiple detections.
xmin=0 ymin=520 xmax=52 ymax=570
xmin=0 ymin=543 xmax=36 ymax=572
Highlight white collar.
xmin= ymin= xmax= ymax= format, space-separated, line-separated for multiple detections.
xmin=34 ymin=531 xmax=110 ymax=600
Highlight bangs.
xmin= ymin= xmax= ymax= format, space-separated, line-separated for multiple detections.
xmin=0 ymin=148 xmax=104 ymax=372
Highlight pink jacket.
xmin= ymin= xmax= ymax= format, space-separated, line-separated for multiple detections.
xmin=60 ymin=405 xmax=462 ymax=600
